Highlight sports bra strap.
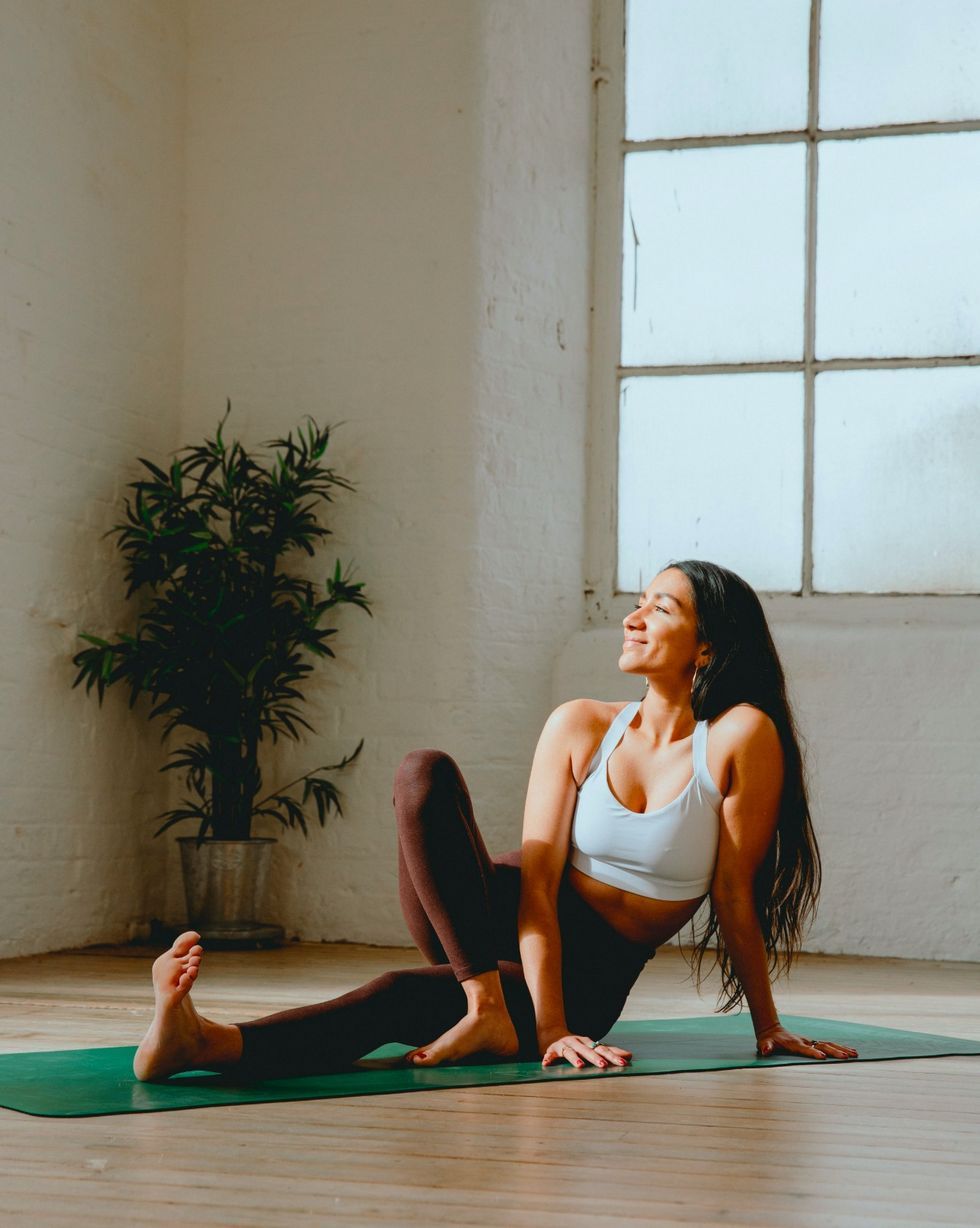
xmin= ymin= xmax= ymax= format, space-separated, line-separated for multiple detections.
xmin=581 ymin=703 xmax=722 ymax=799
xmin=693 ymin=717 xmax=722 ymax=800
xmin=598 ymin=700 xmax=641 ymax=763
xmin=581 ymin=701 xmax=641 ymax=785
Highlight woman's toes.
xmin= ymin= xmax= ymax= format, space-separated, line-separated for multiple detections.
xmin=172 ymin=930 xmax=202 ymax=957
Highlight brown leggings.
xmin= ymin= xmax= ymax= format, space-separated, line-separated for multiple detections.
xmin=235 ymin=749 xmax=654 ymax=1080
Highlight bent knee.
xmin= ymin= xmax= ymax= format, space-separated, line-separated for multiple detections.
xmin=367 ymin=968 xmax=409 ymax=999
xmin=394 ymin=748 xmax=460 ymax=795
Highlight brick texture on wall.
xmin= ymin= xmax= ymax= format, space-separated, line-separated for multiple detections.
xmin=5 ymin=1 xmax=972 ymax=965
xmin=173 ymin=0 xmax=593 ymax=943
xmin=0 ymin=0 xmax=188 ymax=958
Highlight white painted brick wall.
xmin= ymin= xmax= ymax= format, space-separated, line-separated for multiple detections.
xmin=4 ymin=1 xmax=972 ymax=965
xmin=174 ymin=0 xmax=593 ymax=943
xmin=463 ymin=1 xmax=593 ymax=859
xmin=0 ymin=0 xmax=187 ymax=957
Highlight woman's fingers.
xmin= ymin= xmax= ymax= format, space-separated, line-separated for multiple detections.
xmin=814 ymin=1040 xmax=859 ymax=1059
xmin=541 ymin=1036 xmax=631 ymax=1069
xmin=542 ymin=1037 xmax=587 ymax=1069
xmin=590 ymin=1042 xmax=630 ymax=1066
xmin=560 ymin=1039 xmax=590 ymax=1068
xmin=758 ymin=1029 xmax=859 ymax=1059
xmin=797 ymin=1034 xmax=859 ymax=1059
xmin=780 ymin=1035 xmax=827 ymax=1059
xmin=541 ymin=1041 xmax=571 ymax=1067
xmin=580 ymin=1041 xmax=607 ymax=1069
xmin=604 ymin=1044 xmax=632 ymax=1064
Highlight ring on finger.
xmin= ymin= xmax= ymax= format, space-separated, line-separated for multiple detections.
xmin=590 ymin=1040 xmax=602 ymax=1050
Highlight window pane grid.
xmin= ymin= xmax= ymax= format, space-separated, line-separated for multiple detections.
xmin=610 ymin=0 xmax=980 ymax=598
xmin=621 ymin=116 xmax=980 ymax=156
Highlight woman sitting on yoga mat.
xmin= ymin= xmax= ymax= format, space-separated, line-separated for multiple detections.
xmin=134 ymin=559 xmax=858 ymax=1081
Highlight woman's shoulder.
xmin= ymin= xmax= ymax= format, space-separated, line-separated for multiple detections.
xmin=542 ymin=699 xmax=635 ymax=788
xmin=545 ymin=697 xmax=634 ymax=736
xmin=706 ymin=704 xmax=781 ymax=757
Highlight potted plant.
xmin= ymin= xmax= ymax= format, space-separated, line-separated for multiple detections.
xmin=72 ymin=406 xmax=370 ymax=944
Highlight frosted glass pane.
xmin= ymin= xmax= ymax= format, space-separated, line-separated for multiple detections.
xmin=625 ymin=0 xmax=810 ymax=140
xmin=816 ymin=132 xmax=980 ymax=360
xmin=618 ymin=373 xmax=803 ymax=592
xmin=622 ymin=145 xmax=806 ymax=366
xmin=813 ymin=368 xmax=980 ymax=592
xmin=821 ymin=0 xmax=980 ymax=129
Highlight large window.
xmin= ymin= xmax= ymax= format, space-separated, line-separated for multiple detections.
xmin=591 ymin=0 xmax=980 ymax=601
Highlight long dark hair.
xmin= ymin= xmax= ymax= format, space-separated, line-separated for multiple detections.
xmin=666 ymin=559 xmax=821 ymax=1012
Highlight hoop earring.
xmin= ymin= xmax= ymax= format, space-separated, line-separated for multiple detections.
xmin=691 ymin=666 xmax=700 ymax=695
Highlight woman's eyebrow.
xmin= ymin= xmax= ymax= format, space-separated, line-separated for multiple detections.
xmin=652 ymin=591 xmax=682 ymax=609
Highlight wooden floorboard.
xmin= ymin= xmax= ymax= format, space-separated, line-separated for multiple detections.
xmin=0 ymin=942 xmax=976 ymax=1226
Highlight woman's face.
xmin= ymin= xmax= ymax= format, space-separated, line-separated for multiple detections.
xmin=619 ymin=567 xmax=708 ymax=682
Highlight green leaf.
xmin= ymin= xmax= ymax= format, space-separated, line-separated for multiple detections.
xmin=77 ymin=632 xmax=111 ymax=649
xmin=222 ymin=660 xmax=246 ymax=686
xmin=216 ymin=404 xmax=228 ymax=455
xmin=138 ymin=457 xmax=171 ymax=485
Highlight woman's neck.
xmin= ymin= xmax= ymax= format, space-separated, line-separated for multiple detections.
xmin=636 ymin=686 xmax=697 ymax=746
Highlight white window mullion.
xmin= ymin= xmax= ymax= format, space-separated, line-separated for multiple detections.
xmin=590 ymin=0 xmax=980 ymax=616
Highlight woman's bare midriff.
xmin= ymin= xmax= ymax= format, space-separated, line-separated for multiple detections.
xmin=567 ymin=864 xmax=704 ymax=947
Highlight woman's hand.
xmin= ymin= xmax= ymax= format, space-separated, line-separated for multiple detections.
xmin=539 ymin=1031 xmax=632 ymax=1070
xmin=756 ymin=1022 xmax=858 ymax=1061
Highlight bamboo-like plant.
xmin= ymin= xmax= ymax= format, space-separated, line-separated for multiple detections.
xmin=72 ymin=405 xmax=370 ymax=841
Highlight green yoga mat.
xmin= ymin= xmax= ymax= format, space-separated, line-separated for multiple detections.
xmin=1 ymin=1014 xmax=977 ymax=1118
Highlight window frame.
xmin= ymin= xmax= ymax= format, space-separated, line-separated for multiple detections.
xmin=586 ymin=0 xmax=980 ymax=626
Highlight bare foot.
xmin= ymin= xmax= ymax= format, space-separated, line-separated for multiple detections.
xmin=133 ymin=931 xmax=213 ymax=1081
xmin=404 ymin=1005 xmax=520 ymax=1067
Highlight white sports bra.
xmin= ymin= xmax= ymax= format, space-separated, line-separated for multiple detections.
xmin=569 ymin=700 xmax=723 ymax=901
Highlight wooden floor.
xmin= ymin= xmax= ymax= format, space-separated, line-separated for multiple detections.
xmin=0 ymin=941 xmax=977 ymax=1227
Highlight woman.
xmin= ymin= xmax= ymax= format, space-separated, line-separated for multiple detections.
xmin=134 ymin=560 xmax=857 ymax=1082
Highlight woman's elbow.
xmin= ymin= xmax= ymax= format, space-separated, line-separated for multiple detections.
xmin=710 ymin=879 xmax=757 ymax=916
xmin=520 ymin=841 xmax=565 ymax=902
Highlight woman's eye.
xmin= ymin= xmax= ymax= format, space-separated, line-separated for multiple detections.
xmin=655 ymin=606 xmax=668 ymax=614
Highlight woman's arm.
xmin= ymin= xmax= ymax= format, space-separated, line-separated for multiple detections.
xmin=517 ymin=703 xmax=583 ymax=1052
xmin=518 ymin=703 xmax=631 ymax=1071
xmin=710 ymin=707 xmax=857 ymax=1061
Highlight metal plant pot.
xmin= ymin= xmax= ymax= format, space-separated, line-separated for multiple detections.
xmin=177 ymin=837 xmax=284 ymax=946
